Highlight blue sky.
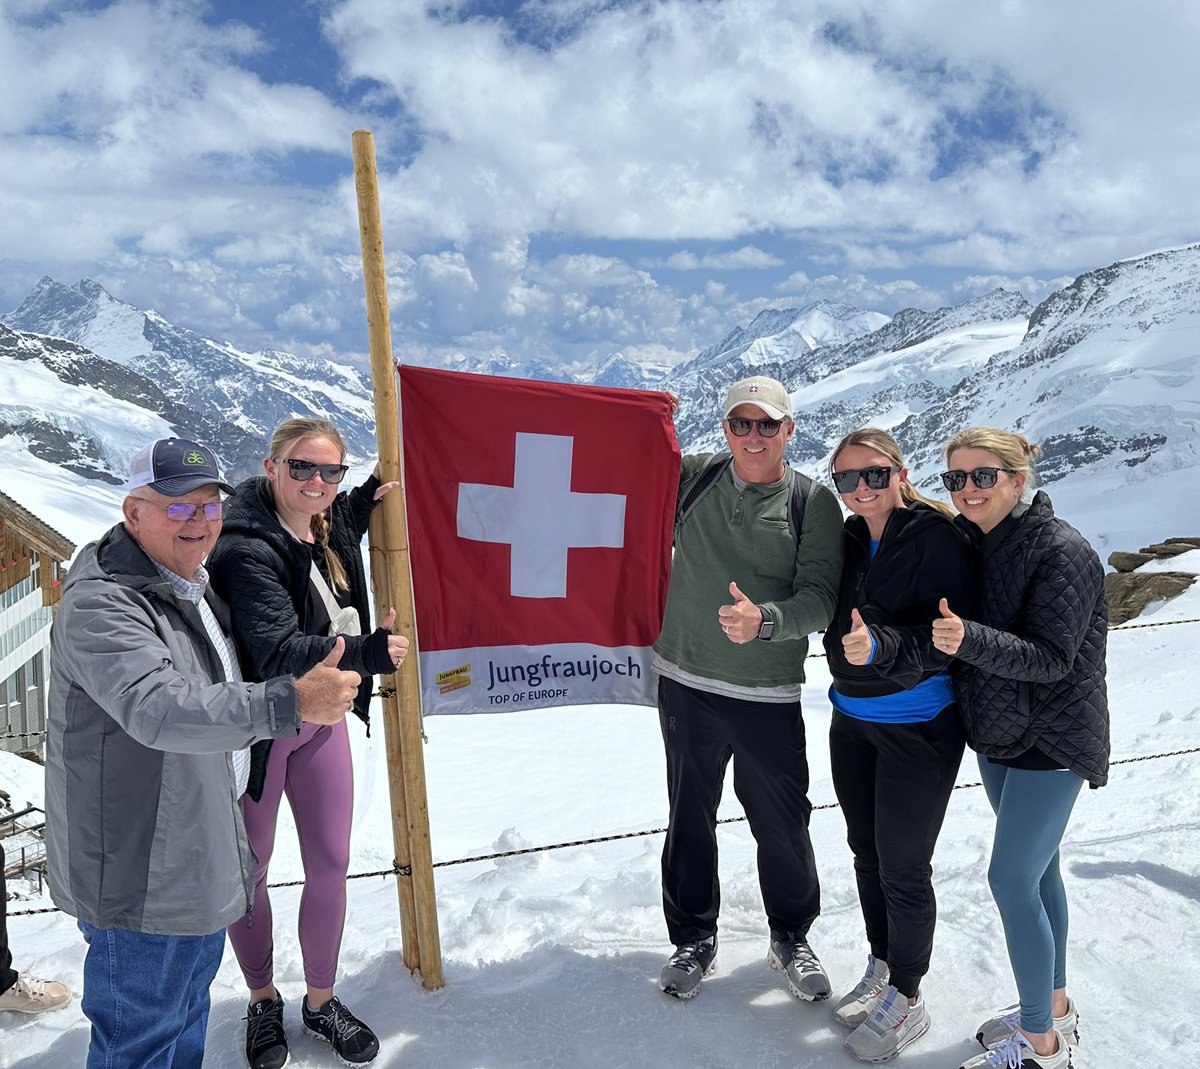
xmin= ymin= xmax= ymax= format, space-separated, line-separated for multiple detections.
xmin=1 ymin=0 xmax=1196 ymax=370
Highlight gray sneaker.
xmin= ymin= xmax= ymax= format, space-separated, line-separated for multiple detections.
xmin=844 ymin=985 xmax=930 ymax=1063
xmin=767 ymin=931 xmax=831 ymax=1001
xmin=659 ymin=937 xmax=717 ymax=1000
xmin=976 ymin=999 xmax=1079 ymax=1049
xmin=834 ymin=954 xmax=891 ymax=1028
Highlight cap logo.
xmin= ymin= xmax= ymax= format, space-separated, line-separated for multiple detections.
xmin=184 ymin=450 xmax=207 ymax=466
xmin=748 ymin=385 xmax=759 ymax=392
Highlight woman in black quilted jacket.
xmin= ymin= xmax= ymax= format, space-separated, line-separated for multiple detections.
xmin=208 ymin=417 xmax=409 ymax=1069
xmin=931 ymin=427 xmax=1108 ymax=1069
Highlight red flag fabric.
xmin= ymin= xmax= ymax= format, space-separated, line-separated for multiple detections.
xmin=399 ymin=365 xmax=681 ymax=714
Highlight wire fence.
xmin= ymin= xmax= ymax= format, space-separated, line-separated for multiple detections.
xmin=6 ymin=613 xmax=1200 ymax=914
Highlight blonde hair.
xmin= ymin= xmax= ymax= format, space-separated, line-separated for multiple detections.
xmin=268 ymin=417 xmax=350 ymax=593
xmin=831 ymin=428 xmax=954 ymax=519
xmin=942 ymin=427 xmax=1042 ymax=500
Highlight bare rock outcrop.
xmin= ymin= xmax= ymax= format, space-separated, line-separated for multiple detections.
xmin=1104 ymin=537 xmax=1199 ymax=624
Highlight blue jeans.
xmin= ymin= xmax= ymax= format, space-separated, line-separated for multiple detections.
xmin=978 ymin=757 xmax=1084 ymax=1035
xmin=79 ymin=922 xmax=226 ymax=1069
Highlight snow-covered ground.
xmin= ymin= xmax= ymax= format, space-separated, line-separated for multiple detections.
xmin=4 ymin=548 xmax=1199 ymax=1068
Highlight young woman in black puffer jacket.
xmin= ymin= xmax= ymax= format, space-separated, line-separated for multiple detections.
xmin=932 ymin=427 xmax=1108 ymax=1069
xmin=823 ymin=428 xmax=974 ymax=1063
xmin=208 ymin=417 xmax=409 ymax=1069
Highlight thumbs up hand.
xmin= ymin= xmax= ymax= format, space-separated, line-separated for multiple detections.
xmin=842 ymin=607 xmax=874 ymax=665
xmin=295 ymin=637 xmax=363 ymax=725
xmin=320 ymin=635 xmax=346 ymax=667
xmin=931 ymin=597 xmax=965 ymax=656
xmin=717 ymin=581 xmax=763 ymax=644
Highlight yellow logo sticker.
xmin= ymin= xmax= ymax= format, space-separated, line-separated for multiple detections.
xmin=435 ymin=663 xmax=472 ymax=693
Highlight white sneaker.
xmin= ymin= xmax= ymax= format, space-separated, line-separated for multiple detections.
xmin=833 ymin=954 xmax=891 ymax=1028
xmin=976 ymin=999 xmax=1078 ymax=1049
xmin=843 ymin=985 xmax=930 ymax=1063
xmin=958 ymin=1028 xmax=1070 ymax=1069
xmin=0 ymin=972 xmax=72 ymax=1014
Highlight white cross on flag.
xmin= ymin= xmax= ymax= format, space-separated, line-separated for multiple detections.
xmin=399 ymin=365 xmax=681 ymax=715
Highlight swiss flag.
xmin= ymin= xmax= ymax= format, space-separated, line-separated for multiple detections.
xmin=399 ymin=365 xmax=681 ymax=714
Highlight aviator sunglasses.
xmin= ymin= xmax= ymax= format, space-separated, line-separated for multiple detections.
xmin=139 ymin=499 xmax=223 ymax=522
xmin=940 ymin=467 xmax=1017 ymax=492
xmin=831 ymin=466 xmax=902 ymax=494
xmin=726 ymin=417 xmax=784 ymax=438
xmin=273 ymin=457 xmax=350 ymax=484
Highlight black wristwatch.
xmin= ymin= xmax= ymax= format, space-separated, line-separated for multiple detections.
xmin=757 ymin=609 xmax=774 ymax=641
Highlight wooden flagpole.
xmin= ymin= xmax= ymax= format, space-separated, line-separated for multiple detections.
xmin=351 ymin=128 xmax=444 ymax=989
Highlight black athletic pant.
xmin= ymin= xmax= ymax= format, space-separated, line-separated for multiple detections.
xmin=829 ymin=703 xmax=965 ymax=998
xmin=658 ymin=675 xmax=820 ymax=946
xmin=1 ymin=843 xmax=16 ymax=995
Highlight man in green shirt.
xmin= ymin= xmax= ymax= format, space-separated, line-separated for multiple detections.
xmin=654 ymin=375 xmax=843 ymax=1001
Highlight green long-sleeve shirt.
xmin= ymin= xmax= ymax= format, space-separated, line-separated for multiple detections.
xmin=653 ymin=453 xmax=844 ymax=694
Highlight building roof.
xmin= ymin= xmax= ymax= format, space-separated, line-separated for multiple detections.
xmin=0 ymin=490 xmax=75 ymax=562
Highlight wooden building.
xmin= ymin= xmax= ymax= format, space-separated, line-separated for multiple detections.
xmin=0 ymin=491 xmax=74 ymax=758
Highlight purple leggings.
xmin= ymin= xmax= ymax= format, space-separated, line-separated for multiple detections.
xmin=228 ymin=719 xmax=353 ymax=990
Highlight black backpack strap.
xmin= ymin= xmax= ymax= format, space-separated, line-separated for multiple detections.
xmin=676 ymin=452 xmax=733 ymax=532
xmin=788 ymin=468 xmax=813 ymax=542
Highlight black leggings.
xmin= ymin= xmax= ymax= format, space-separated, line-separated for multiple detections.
xmin=829 ymin=704 xmax=965 ymax=997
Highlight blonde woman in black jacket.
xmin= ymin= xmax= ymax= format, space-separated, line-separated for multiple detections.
xmin=823 ymin=428 xmax=973 ymax=1063
xmin=933 ymin=427 xmax=1108 ymax=1069
xmin=208 ymin=418 xmax=408 ymax=1069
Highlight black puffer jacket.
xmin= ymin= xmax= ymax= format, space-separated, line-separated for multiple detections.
xmin=953 ymin=491 xmax=1109 ymax=787
xmin=208 ymin=475 xmax=392 ymax=799
xmin=825 ymin=503 xmax=974 ymax=696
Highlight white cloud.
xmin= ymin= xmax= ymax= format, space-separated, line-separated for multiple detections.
xmin=1 ymin=0 xmax=1197 ymax=371
xmin=776 ymin=271 xmax=944 ymax=313
xmin=641 ymin=246 xmax=785 ymax=271
xmin=776 ymin=271 xmax=812 ymax=293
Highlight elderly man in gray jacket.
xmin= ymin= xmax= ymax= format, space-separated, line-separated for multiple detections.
xmin=45 ymin=437 xmax=363 ymax=1069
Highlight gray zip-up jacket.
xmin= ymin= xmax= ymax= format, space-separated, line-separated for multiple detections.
xmin=45 ymin=523 xmax=302 ymax=935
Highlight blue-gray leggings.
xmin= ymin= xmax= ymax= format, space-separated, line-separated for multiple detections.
xmin=978 ymin=756 xmax=1084 ymax=1035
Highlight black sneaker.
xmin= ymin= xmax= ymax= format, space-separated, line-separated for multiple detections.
xmin=768 ymin=930 xmax=832 ymax=1001
xmin=659 ymin=936 xmax=717 ymax=1000
xmin=244 ymin=995 xmax=288 ymax=1069
xmin=301 ymin=995 xmax=380 ymax=1066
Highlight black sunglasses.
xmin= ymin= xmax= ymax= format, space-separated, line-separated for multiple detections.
xmin=274 ymin=457 xmax=349 ymax=484
xmin=726 ymin=417 xmax=784 ymax=438
xmin=940 ymin=467 xmax=1017 ymax=492
xmin=140 ymin=499 xmax=224 ymax=522
xmin=831 ymin=466 xmax=902 ymax=494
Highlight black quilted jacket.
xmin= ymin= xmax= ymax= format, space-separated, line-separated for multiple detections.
xmin=953 ymin=491 xmax=1110 ymax=787
xmin=824 ymin=503 xmax=975 ymax=697
xmin=208 ymin=475 xmax=392 ymax=799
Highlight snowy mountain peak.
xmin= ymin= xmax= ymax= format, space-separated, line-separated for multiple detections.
xmin=1 ymin=276 xmax=379 ymax=482
xmin=675 ymin=301 xmax=891 ymax=379
xmin=7 ymin=276 xmax=151 ymax=366
xmin=2 ymin=245 xmax=1198 ymax=558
